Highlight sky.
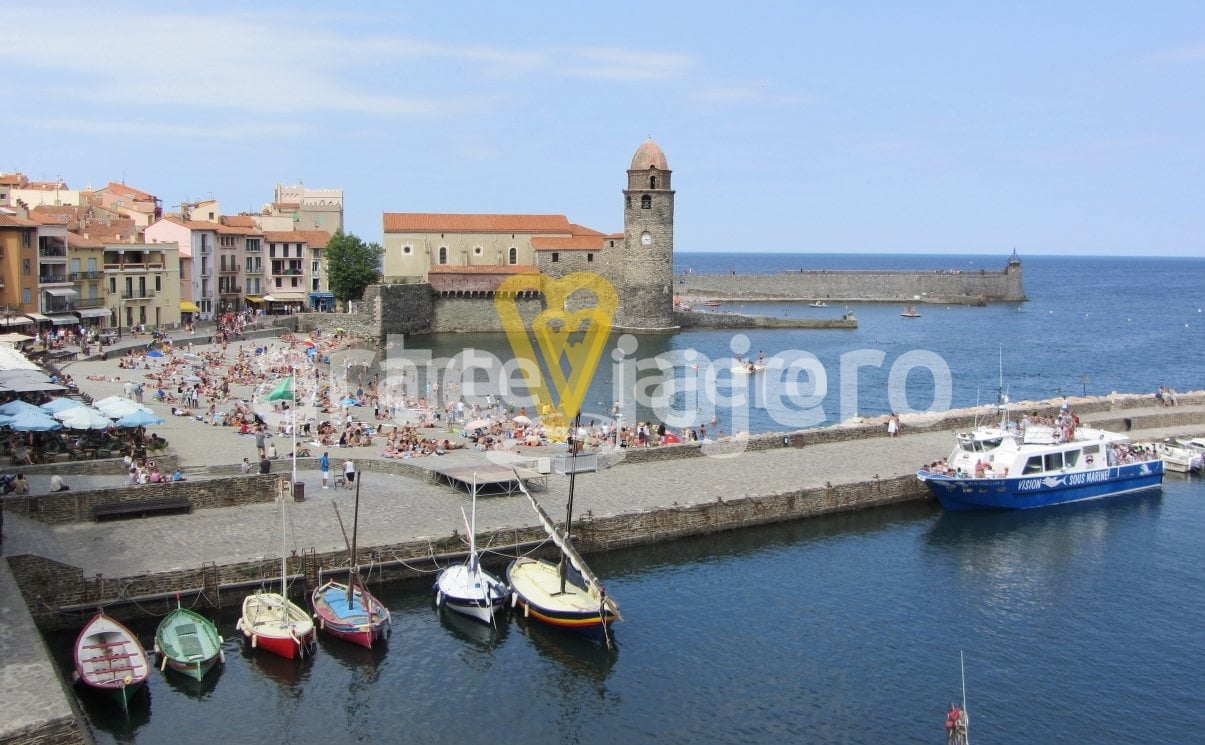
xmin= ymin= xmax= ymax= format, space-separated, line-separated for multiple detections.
xmin=4 ymin=2 xmax=1204 ymax=256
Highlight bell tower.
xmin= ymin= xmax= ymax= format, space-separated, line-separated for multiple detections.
xmin=619 ymin=138 xmax=676 ymax=331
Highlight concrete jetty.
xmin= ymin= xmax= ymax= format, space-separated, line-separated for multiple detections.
xmin=1 ymin=328 xmax=1202 ymax=743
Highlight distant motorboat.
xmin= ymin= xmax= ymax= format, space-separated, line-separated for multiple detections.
xmin=1159 ymin=439 xmax=1204 ymax=473
xmin=809 ymin=301 xmax=828 ymax=308
xmin=901 ymin=305 xmax=921 ymax=318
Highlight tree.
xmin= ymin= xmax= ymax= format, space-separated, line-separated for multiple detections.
xmin=324 ymin=230 xmax=383 ymax=309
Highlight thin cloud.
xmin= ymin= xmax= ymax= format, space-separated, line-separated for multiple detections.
xmin=692 ymin=82 xmax=815 ymax=107
xmin=5 ymin=115 xmax=307 ymax=141
xmin=556 ymin=47 xmax=696 ymax=81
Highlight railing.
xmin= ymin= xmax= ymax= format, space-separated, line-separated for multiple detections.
xmin=38 ymin=275 xmax=68 ymax=284
xmin=69 ymin=271 xmax=105 ymax=280
xmin=38 ymin=247 xmax=67 ymax=258
xmin=120 ymin=289 xmax=156 ymax=300
xmin=75 ymin=297 xmax=106 ymax=309
xmin=42 ymin=302 xmax=76 ymax=314
xmin=103 ymin=262 xmax=166 ymax=271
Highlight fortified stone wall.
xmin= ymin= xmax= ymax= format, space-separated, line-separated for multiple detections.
xmin=675 ymin=312 xmax=857 ymax=330
xmin=430 ymin=296 xmax=544 ymax=333
xmin=680 ymin=267 xmax=1026 ymax=303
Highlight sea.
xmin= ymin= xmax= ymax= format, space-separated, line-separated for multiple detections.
xmin=53 ymin=253 xmax=1205 ymax=744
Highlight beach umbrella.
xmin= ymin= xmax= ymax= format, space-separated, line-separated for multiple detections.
xmin=1 ymin=380 xmax=66 ymax=392
xmin=0 ymin=400 xmax=45 ymax=417
xmin=40 ymin=397 xmax=86 ymax=414
xmin=6 ymin=409 xmax=62 ymax=431
xmin=96 ymin=399 xmax=153 ymax=418
xmin=263 ymin=376 xmax=294 ymax=402
xmin=512 ymin=414 xmax=532 ymax=426
xmin=56 ymin=407 xmax=115 ymax=430
xmin=465 ymin=419 xmax=492 ymax=431
xmin=661 ymin=432 xmax=682 ymax=444
xmin=146 ymin=349 xmax=164 ymax=358
xmin=115 ymin=409 xmax=165 ymax=427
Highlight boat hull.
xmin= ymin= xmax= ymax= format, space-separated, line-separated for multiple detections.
xmin=155 ymin=607 xmax=223 ymax=682
xmin=506 ymin=557 xmax=618 ymax=635
xmin=311 ymin=581 xmax=391 ymax=650
xmin=920 ymin=461 xmax=1164 ymax=511
xmin=238 ymin=592 xmax=316 ymax=660
xmin=435 ymin=563 xmax=510 ymax=625
xmin=74 ymin=612 xmax=151 ymax=711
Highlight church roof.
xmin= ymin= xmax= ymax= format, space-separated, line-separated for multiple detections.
xmin=383 ymin=213 xmax=572 ymax=234
xmin=631 ymin=139 xmax=668 ymax=171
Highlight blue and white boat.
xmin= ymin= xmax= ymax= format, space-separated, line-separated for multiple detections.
xmin=918 ymin=406 xmax=1164 ymax=511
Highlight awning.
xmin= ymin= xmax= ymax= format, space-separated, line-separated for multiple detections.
xmin=23 ymin=313 xmax=51 ymax=323
xmin=179 ymin=301 xmax=201 ymax=313
xmin=244 ymin=295 xmax=263 ymax=304
xmin=0 ymin=317 xmax=32 ymax=327
xmin=42 ymin=287 xmax=78 ymax=298
xmin=47 ymin=314 xmax=76 ymax=326
xmin=308 ymin=292 xmax=335 ymax=299
xmin=263 ymin=292 xmax=307 ymax=302
xmin=76 ymin=308 xmax=110 ymax=319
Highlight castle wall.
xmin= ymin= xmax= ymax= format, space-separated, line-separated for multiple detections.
xmin=680 ymin=265 xmax=1026 ymax=303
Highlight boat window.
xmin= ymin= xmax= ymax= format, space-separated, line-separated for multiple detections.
xmin=1083 ymin=444 xmax=1101 ymax=455
xmin=980 ymin=438 xmax=1003 ymax=450
xmin=1044 ymin=452 xmax=1064 ymax=471
xmin=1063 ymin=450 xmax=1080 ymax=467
xmin=1023 ymin=456 xmax=1044 ymax=474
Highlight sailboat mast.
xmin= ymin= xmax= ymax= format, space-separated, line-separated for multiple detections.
xmin=347 ymin=473 xmax=361 ymax=608
xmin=468 ymin=473 xmax=478 ymax=573
xmin=961 ymin=650 xmax=970 ymax=745
xmin=560 ymin=412 xmax=582 ymax=594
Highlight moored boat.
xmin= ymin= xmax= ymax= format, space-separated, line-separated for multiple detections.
xmin=435 ymin=473 xmax=510 ymax=625
xmin=1154 ymin=439 xmax=1203 ymax=473
xmin=901 ymin=305 xmax=921 ymax=318
xmin=918 ymin=406 xmax=1163 ymax=511
xmin=154 ymin=601 xmax=223 ymax=681
xmin=74 ymin=611 xmax=151 ymax=711
xmin=237 ymin=479 xmax=316 ymax=659
xmin=809 ymin=300 xmax=828 ymax=308
xmin=311 ymin=476 xmax=391 ymax=649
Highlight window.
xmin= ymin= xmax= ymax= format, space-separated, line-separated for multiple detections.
xmin=402 ymin=245 xmax=412 ymax=255
xmin=1023 ymin=456 xmax=1043 ymax=475
xmin=438 ymin=246 xmax=448 ymax=265
xmin=109 ymin=277 xmax=116 ymax=293
xmin=1043 ymin=452 xmax=1064 ymax=472
xmin=22 ymin=288 xmax=30 ymax=304
xmin=551 ymin=252 xmax=559 ymax=263
xmin=649 ymin=175 xmax=657 ymax=189
xmin=22 ymin=258 xmax=30 ymax=276
xmin=155 ymin=275 xmax=161 ymax=292
xmin=587 ymin=253 xmax=594 ymax=263
xmin=508 ymin=247 xmax=517 ymax=264
xmin=625 ymin=195 xmax=631 ymax=208
xmin=87 ymin=257 xmax=97 ymax=272
xmin=641 ymin=195 xmax=652 ymax=209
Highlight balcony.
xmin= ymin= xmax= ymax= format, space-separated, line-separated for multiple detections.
xmin=120 ymin=289 xmax=156 ymax=300
xmin=38 ymin=274 xmax=69 ymax=284
xmin=42 ymin=301 xmax=76 ymax=314
xmin=75 ymin=297 xmax=106 ymax=309
xmin=38 ymin=246 xmax=67 ymax=258
xmin=219 ymin=286 xmax=243 ymax=296
xmin=104 ymin=262 xmax=166 ymax=271
xmin=69 ymin=271 xmax=105 ymax=281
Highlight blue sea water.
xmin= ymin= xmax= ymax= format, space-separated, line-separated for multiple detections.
xmin=58 ymin=253 xmax=1205 ymax=744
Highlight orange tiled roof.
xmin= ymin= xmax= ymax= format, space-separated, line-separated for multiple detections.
xmin=67 ymin=232 xmax=105 ymax=248
xmin=25 ymin=180 xmax=68 ymax=191
xmin=223 ymin=215 xmax=259 ymax=228
xmin=217 ymin=223 xmax=261 ymax=236
xmin=28 ymin=212 xmax=69 ymax=226
xmin=427 ymin=264 xmax=539 ymax=275
xmin=606 ymin=232 xmax=624 ymax=239
xmin=182 ymin=220 xmax=222 ymax=231
xmin=105 ymin=181 xmax=156 ymax=201
xmin=569 ymin=223 xmax=605 ymax=237
xmin=0 ymin=173 xmax=26 ymax=187
xmin=383 ymin=213 xmax=572 ymax=234
xmin=531 ymin=235 xmax=605 ymax=251
xmin=0 ymin=212 xmax=37 ymax=228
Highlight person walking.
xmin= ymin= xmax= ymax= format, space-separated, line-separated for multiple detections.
xmin=255 ymin=426 xmax=266 ymax=458
xmin=343 ymin=458 xmax=356 ymax=489
xmin=320 ymin=452 xmax=331 ymax=489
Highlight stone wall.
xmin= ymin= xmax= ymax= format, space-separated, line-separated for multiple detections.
xmin=675 ymin=312 xmax=857 ymax=330
xmin=0 ymin=717 xmax=88 ymax=745
xmin=5 ymin=474 xmax=279 ymax=525
xmin=680 ymin=266 xmax=1026 ymax=304
xmin=430 ymin=296 xmax=544 ymax=333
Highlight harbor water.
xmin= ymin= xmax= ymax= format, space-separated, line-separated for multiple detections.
xmin=48 ymin=254 xmax=1205 ymax=743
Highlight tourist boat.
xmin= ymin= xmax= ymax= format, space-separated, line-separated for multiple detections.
xmin=918 ymin=402 xmax=1164 ymax=511
xmin=435 ymin=473 xmax=510 ymax=625
xmin=237 ymin=479 xmax=316 ymax=659
xmin=1154 ymin=439 xmax=1203 ymax=473
xmin=311 ymin=478 xmax=392 ymax=649
xmin=154 ymin=599 xmax=224 ymax=681
xmin=73 ymin=611 xmax=151 ymax=711
xmin=809 ymin=301 xmax=828 ymax=308
xmin=901 ymin=305 xmax=921 ymax=318
xmin=507 ymin=419 xmax=621 ymax=646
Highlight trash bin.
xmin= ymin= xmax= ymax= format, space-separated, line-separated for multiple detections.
xmin=293 ymin=481 xmax=305 ymax=502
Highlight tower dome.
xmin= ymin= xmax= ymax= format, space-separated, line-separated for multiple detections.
xmin=630 ymin=139 xmax=669 ymax=171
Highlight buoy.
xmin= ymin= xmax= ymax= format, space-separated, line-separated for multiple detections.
xmin=219 ymin=649 xmax=226 ymax=664
xmin=160 ymin=655 xmax=168 ymax=672
xmin=250 ymin=635 xmax=257 ymax=649
xmin=435 ymin=590 xmax=444 ymax=607
xmin=523 ymin=604 xmax=529 ymax=618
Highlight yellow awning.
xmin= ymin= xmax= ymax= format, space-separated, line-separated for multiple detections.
xmin=179 ymin=301 xmax=201 ymax=313
xmin=244 ymin=295 xmax=263 ymax=304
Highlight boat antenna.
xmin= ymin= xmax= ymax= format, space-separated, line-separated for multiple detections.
xmin=560 ymin=411 xmax=582 ymax=595
xmin=961 ymin=650 xmax=970 ymax=745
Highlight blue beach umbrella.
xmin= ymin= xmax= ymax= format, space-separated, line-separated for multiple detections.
xmin=40 ymin=397 xmax=85 ymax=414
xmin=146 ymin=349 xmax=164 ymax=358
xmin=0 ymin=400 xmax=45 ymax=417
xmin=115 ymin=409 xmax=165 ymax=427
xmin=6 ymin=410 xmax=63 ymax=431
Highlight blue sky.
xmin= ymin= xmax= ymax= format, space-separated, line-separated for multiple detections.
xmin=4 ymin=2 xmax=1203 ymax=256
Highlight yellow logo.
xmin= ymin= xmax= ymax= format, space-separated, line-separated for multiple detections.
xmin=495 ymin=272 xmax=617 ymax=424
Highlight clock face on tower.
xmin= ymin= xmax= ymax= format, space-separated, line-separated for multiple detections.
xmin=640 ymin=231 xmax=652 ymax=246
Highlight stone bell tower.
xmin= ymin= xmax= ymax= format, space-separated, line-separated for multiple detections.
xmin=617 ymin=138 xmax=676 ymax=332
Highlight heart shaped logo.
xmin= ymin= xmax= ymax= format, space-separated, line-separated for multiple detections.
xmin=495 ymin=272 xmax=618 ymax=422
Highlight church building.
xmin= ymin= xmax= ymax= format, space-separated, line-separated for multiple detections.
xmin=379 ymin=139 xmax=676 ymax=331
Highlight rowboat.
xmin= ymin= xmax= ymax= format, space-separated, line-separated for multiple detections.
xmin=74 ymin=611 xmax=151 ymax=711
xmin=154 ymin=601 xmax=223 ymax=681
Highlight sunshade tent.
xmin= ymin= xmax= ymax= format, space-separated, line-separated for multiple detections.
xmin=0 ymin=400 xmax=46 ymax=417
xmin=115 ymin=409 xmax=165 ymax=427
xmin=1 ymin=380 xmax=67 ymax=392
xmin=95 ymin=398 xmax=154 ymax=419
xmin=40 ymin=397 xmax=86 ymax=414
xmin=56 ymin=407 xmax=115 ymax=430
xmin=464 ymin=419 xmax=493 ymax=430
xmin=6 ymin=410 xmax=63 ymax=431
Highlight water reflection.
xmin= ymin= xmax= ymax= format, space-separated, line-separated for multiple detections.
xmin=161 ymin=663 xmax=223 ymax=701
xmin=515 ymin=614 xmax=617 ymax=685
xmin=241 ymin=645 xmax=313 ymax=693
xmin=77 ymin=683 xmax=151 ymax=744
xmin=436 ymin=604 xmax=510 ymax=651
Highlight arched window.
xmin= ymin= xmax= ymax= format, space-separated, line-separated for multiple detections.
xmin=438 ymin=246 xmax=448 ymax=265
xmin=508 ymin=247 xmax=517 ymax=264
xmin=649 ymin=175 xmax=657 ymax=189
xmin=641 ymin=194 xmax=652 ymax=210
